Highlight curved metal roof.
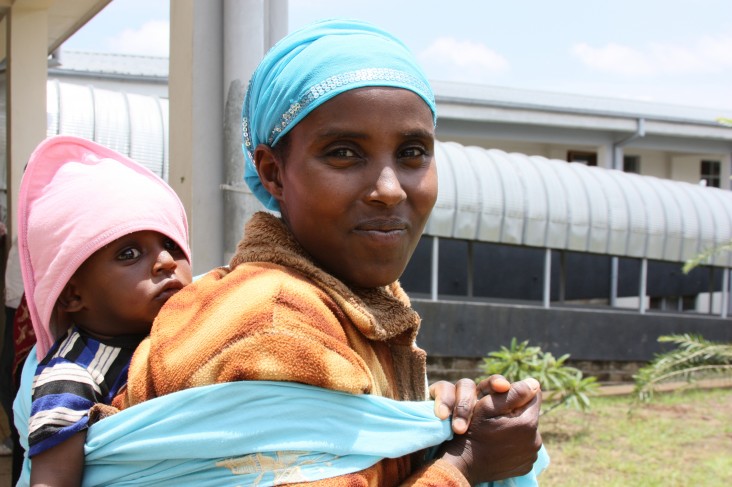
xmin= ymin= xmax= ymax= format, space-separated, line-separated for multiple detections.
xmin=427 ymin=140 xmax=732 ymax=267
xmin=40 ymin=81 xmax=732 ymax=268
xmin=46 ymin=79 xmax=169 ymax=179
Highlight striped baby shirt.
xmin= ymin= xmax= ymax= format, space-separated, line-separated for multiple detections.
xmin=28 ymin=325 xmax=144 ymax=457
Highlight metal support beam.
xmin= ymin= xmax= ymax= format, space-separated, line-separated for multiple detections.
xmin=721 ymin=268 xmax=729 ymax=319
xmin=431 ymin=236 xmax=439 ymax=301
xmin=610 ymin=256 xmax=619 ymax=307
xmin=708 ymin=267 xmax=715 ymax=315
xmin=639 ymin=258 xmax=647 ymax=314
xmin=467 ymin=241 xmax=474 ymax=298
xmin=543 ymin=248 xmax=551 ymax=308
xmin=559 ymin=250 xmax=566 ymax=303
xmin=728 ymin=268 xmax=732 ymax=318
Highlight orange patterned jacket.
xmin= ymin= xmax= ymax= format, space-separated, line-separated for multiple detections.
xmin=120 ymin=211 xmax=470 ymax=486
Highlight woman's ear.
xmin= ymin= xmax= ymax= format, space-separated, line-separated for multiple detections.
xmin=255 ymin=144 xmax=284 ymax=203
xmin=57 ymin=279 xmax=84 ymax=313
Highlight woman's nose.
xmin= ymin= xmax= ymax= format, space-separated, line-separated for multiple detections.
xmin=367 ymin=164 xmax=407 ymax=207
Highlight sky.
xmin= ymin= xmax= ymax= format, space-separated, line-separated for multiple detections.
xmin=62 ymin=0 xmax=732 ymax=112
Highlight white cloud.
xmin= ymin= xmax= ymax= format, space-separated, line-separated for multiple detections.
xmin=694 ymin=34 xmax=732 ymax=67
xmin=107 ymin=20 xmax=170 ymax=57
xmin=418 ymin=36 xmax=509 ymax=83
xmin=571 ymin=43 xmax=654 ymax=76
xmin=571 ymin=34 xmax=732 ymax=76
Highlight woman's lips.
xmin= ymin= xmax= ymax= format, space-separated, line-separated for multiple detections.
xmin=353 ymin=218 xmax=410 ymax=246
xmin=354 ymin=217 xmax=409 ymax=232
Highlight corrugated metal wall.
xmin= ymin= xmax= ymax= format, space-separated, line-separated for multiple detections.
xmin=7 ymin=82 xmax=732 ymax=269
xmin=428 ymin=141 xmax=732 ymax=267
xmin=46 ymin=80 xmax=169 ymax=180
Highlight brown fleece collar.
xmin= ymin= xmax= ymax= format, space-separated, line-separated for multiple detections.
xmin=229 ymin=211 xmax=421 ymax=345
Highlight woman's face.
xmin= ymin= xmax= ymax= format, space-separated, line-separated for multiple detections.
xmin=264 ymin=87 xmax=437 ymax=288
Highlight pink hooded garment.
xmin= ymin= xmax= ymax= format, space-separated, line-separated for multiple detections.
xmin=17 ymin=135 xmax=191 ymax=361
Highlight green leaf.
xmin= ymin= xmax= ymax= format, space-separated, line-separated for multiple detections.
xmin=633 ymin=334 xmax=732 ymax=403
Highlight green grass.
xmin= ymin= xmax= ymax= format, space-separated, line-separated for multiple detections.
xmin=538 ymin=387 xmax=732 ymax=486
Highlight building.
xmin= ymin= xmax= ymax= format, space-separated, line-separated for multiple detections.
xmin=2 ymin=0 xmax=731 ymax=381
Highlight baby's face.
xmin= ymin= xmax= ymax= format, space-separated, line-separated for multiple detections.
xmin=70 ymin=230 xmax=192 ymax=337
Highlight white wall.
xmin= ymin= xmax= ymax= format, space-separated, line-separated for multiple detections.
xmin=670 ymin=154 xmax=704 ymax=184
xmin=631 ymin=149 xmax=668 ymax=179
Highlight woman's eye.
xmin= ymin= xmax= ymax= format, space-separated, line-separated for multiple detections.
xmin=400 ymin=147 xmax=426 ymax=158
xmin=329 ymin=147 xmax=357 ymax=158
xmin=117 ymin=248 xmax=141 ymax=261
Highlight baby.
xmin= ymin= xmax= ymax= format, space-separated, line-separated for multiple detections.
xmin=17 ymin=136 xmax=192 ymax=486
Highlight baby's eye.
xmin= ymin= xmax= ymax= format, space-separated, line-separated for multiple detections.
xmin=163 ymin=238 xmax=180 ymax=252
xmin=117 ymin=248 xmax=141 ymax=261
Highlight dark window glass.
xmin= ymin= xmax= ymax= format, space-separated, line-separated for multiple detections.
xmin=567 ymin=150 xmax=597 ymax=166
xmin=701 ymin=160 xmax=721 ymax=188
xmin=623 ymin=155 xmax=640 ymax=173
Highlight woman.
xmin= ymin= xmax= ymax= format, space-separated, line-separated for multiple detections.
xmin=14 ymin=20 xmax=545 ymax=486
xmin=120 ymin=18 xmax=545 ymax=486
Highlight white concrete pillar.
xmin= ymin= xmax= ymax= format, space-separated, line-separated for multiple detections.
xmin=6 ymin=2 xmax=50 ymax=239
xmin=0 ymin=15 xmax=6 ymax=57
xmin=220 ymin=0 xmax=288 ymax=263
xmin=598 ymin=142 xmax=614 ymax=170
xmin=223 ymin=0 xmax=287 ymax=92
xmin=721 ymin=152 xmax=732 ymax=190
xmin=169 ymin=0 xmax=226 ymax=275
xmin=170 ymin=0 xmax=289 ymax=273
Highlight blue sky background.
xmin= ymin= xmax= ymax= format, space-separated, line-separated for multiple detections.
xmin=63 ymin=0 xmax=732 ymax=112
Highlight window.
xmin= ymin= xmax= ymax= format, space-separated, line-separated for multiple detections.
xmin=567 ymin=151 xmax=597 ymax=166
xmin=623 ymin=155 xmax=640 ymax=173
xmin=701 ymin=160 xmax=721 ymax=188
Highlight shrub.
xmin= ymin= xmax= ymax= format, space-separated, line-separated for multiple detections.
xmin=478 ymin=337 xmax=598 ymax=416
xmin=633 ymin=333 xmax=732 ymax=402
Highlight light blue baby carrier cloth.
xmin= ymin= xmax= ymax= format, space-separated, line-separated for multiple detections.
xmin=14 ymin=347 xmax=548 ymax=486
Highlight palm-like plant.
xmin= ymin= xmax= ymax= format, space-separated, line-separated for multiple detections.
xmin=633 ymin=334 xmax=732 ymax=402
xmin=682 ymin=241 xmax=732 ymax=273
xmin=656 ymin=193 xmax=732 ymax=403
xmin=478 ymin=338 xmax=598 ymax=416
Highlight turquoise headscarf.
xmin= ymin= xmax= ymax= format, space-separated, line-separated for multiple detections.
xmin=242 ymin=19 xmax=437 ymax=211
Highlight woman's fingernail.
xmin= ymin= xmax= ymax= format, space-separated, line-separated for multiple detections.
xmin=525 ymin=378 xmax=540 ymax=391
xmin=438 ymin=403 xmax=451 ymax=419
